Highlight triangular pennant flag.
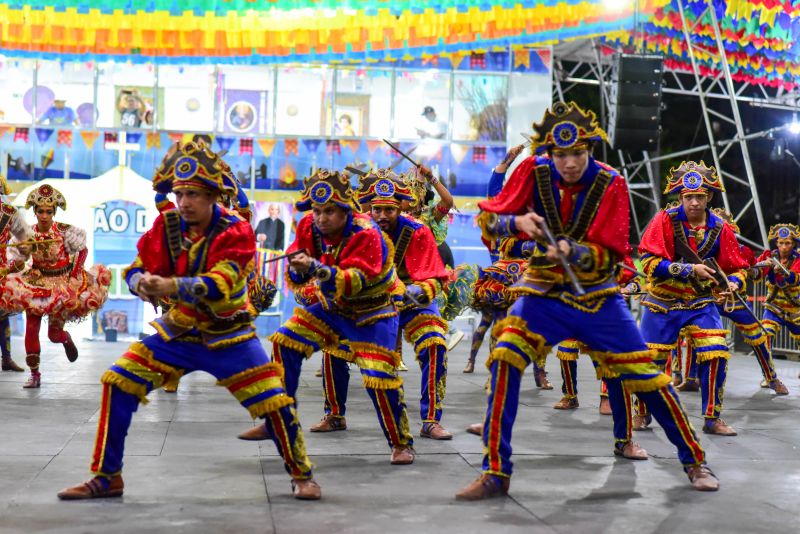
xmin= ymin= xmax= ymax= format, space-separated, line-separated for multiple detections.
xmin=104 ymin=131 xmax=118 ymax=145
xmin=450 ymin=144 xmax=469 ymax=165
xmin=257 ymin=138 xmax=277 ymax=158
xmin=284 ymin=139 xmax=299 ymax=156
xmin=126 ymin=132 xmax=143 ymax=145
xmin=167 ymin=132 xmax=183 ymax=145
xmin=216 ymin=136 xmax=235 ymax=153
xmin=80 ymin=130 xmax=100 ymax=149
xmin=326 ymin=140 xmax=341 ymax=154
xmin=365 ymin=140 xmax=382 ymax=154
xmin=340 ymin=139 xmax=361 ymax=153
xmin=303 ymin=139 xmax=321 ymax=153
xmin=490 ymin=146 xmax=506 ymax=161
xmin=34 ymin=127 xmax=53 ymax=144
xmin=0 ymin=126 xmax=11 ymax=139
xmin=57 ymin=130 xmax=73 ymax=147
xmin=146 ymin=132 xmax=161 ymax=149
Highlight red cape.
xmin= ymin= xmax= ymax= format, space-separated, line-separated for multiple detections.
xmin=477 ymin=156 xmax=632 ymax=259
xmin=401 ymin=219 xmax=449 ymax=283
xmin=289 ymin=213 xmax=385 ymax=278
xmin=638 ymin=210 xmax=749 ymax=273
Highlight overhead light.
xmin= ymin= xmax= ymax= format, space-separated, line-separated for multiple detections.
xmin=789 ymin=114 xmax=800 ymax=135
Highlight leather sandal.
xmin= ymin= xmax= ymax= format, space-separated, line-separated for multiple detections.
xmin=553 ymin=396 xmax=579 ymax=410
xmin=703 ymin=419 xmax=737 ymax=436
xmin=57 ymin=475 xmax=124 ymax=500
xmin=463 ymin=360 xmax=475 ymax=373
xmin=676 ymin=379 xmax=699 ymax=392
xmin=310 ymin=415 xmax=347 ymax=433
xmin=390 ymin=445 xmax=415 ymax=465
xmin=614 ymin=441 xmax=648 ymax=460
xmin=465 ymin=423 xmax=483 ymax=436
xmin=1 ymin=357 xmax=24 ymax=372
xmin=598 ymin=396 xmax=612 ymax=416
xmin=686 ymin=465 xmax=719 ymax=491
xmin=291 ymin=478 xmax=321 ymax=500
xmin=533 ymin=368 xmax=553 ymax=389
xmin=237 ymin=424 xmax=272 ymax=441
xmin=632 ymin=414 xmax=652 ymax=431
xmin=455 ymin=474 xmax=510 ymax=501
xmin=769 ymin=379 xmax=789 ymax=396
xmin=420 ymin=422 xmax=453 ymax=440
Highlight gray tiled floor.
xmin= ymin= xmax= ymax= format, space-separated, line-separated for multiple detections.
xmin=0 ymin=335 xmax=798 ymax=533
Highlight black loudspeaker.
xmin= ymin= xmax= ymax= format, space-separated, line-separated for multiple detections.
xmin=608 ymin=54 xmax=664 ymax=152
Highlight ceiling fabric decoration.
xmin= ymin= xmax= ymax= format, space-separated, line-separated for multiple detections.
xmin=0 ymin=0 xmax=659 ymax=65
xmin=603 ymin=0 xmax=800 ymax=89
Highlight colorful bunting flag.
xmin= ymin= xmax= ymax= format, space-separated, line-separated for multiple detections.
xmin=57 ymin=130 xmax=73 ymax=147
xmin=302 ymin=139 xmax=321 ymax=153
xmin=365 ymin=140 xmax=383 ymax=154
xmin=450 ymin=144 xmax=469 ymax=165
xmin=80 ymin=130 xmax=100 ymax=149
xmin=326 ymin=140 xmax=341 ymax=155
xmin=104 ymin=132 xmax=118 ymax=144
xmin=257 ymin=139 xmax=277 ymax=157
xmin=146 ymin=132 xmax=161 ymax=149
xmin=472 ymin=146 xmax=487 ymax=163
xmin=284 ymin=139 xmax=299 ymax=156
xmin=14 ymin=128 xmax=29 ymax=143
xmin=167 ymin=132 xmax=183 ymax=145
xmin=239 ymin=138 xmax=254 ymax=155
xmin=216 ymin=137 xmax=235 ymax=153
xmin=34 ymin=128 xmax=53 ymax=144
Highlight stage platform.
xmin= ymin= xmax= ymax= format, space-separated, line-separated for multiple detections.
xmin=0 ymin=335 xmax=798 ymax=533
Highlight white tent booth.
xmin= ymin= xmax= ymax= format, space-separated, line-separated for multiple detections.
xmin=13 ymin=165 xmax=161 ymax=342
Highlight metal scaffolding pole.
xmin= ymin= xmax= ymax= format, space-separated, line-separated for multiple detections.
xmin=707 ymin=3 xmax=769 ymax=246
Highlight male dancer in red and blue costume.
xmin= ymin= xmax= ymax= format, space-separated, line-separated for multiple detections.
xmin=57 ymin=142 xmax=320 ymax=500
xmin=456 ymin=102 xmax=717 ymax=500
xmin=672 ymin=211 xmax=788 ymax=395
xmin=364 ymin=169 xmax=453 ymax=439
xmin=238 ymin=169 xmax=417 ymax=464
xmin=753 ymin=224 xmax=800 ymax=354
xmin=471 ymin=144 xmax=552 ymax=390
xmin=638 ymin=162 xmax=749 ymax=436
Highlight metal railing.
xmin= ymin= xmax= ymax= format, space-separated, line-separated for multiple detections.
xmin=751 ymin=280 xmax=800 ymax=357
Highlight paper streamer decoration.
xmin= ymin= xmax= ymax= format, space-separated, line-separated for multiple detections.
xmin=0 ymin=1 xmax=654 ymax=67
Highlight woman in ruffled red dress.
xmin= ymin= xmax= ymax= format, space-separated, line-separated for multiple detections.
xmin=2 ymin=184 xmax=111 ymax=388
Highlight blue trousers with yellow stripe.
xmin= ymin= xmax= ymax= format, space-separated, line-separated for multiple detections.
xmin=91 ymin=334 xmax=313 ymax=481
xmin=319 ymin=302 xmax=448 ymax=426
xmin=271 ymin=303 xmax=413 ymax=449
xmin=398 ymin=303 xmax=448 ymax=424
xmin=719 ymin=304 xmax=777 ymax=382
xmin=640 ymin=303 xmax=730 ymax=421
xmin=763 ymin=309 xmax=800 ymax=342
xmin=482 ymin=293 xmax=705 ymax=478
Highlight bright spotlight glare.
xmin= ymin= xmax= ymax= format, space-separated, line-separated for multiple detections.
xmin=789 ymin=121 xmax=800 ymax=135
xmin=602 ymin=0 xmax=630 ymax=11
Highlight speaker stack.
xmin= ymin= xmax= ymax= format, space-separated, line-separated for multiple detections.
xmin=608 ymin=54 xmax=664 ymax=152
